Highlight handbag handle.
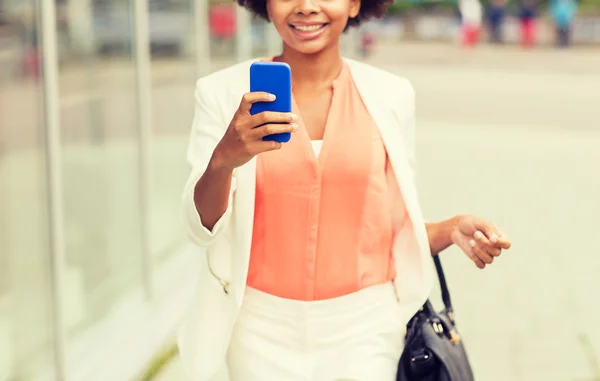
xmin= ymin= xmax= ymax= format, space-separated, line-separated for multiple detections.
xmin=433 ymin=255 xmax=453 ymax=313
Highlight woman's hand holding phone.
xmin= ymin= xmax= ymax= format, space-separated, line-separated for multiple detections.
xmin=212 ymin=91 xmax=297 ymax=170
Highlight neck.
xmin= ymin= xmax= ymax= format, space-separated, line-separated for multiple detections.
xmin=276 ymin=43 xmax=343 ymax=89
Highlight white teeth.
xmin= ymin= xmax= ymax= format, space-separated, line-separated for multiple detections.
xmin=294 ymin=24 xmax=323 ymax=32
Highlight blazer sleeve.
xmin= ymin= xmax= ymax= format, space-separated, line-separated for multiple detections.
xmin=181 ymin=78 xmax=236 ymax=248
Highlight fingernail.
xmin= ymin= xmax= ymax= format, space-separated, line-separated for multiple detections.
xmin=268 ymin=93 xmax=276 ymax=100
xmin=490 ymin=233 xmax=499 ymax=243
xmin=469 ymin=239 xmax=476 ymax=248
xmin=290 ymin=123 xmax=298 ymax=132
xmin=290 ymin=113 xmax=298 ymax=121
xmin=474 ymin=231 xmax=484 ymax=240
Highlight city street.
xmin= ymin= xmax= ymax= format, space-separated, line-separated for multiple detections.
xmin=155 ymin=42 xmax=600 ymax=381
xmin=1 ymin=41 xmax=599 ymax=381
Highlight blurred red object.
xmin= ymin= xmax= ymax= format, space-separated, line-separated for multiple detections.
xmin=210 ymin=4 xmax=236 ymax=39
xmin=520 ymin=19 xmax=537 ymax=48
xmin=461 ymin=25 xmax=480 ymax=47
xmin=23 ymin=47 xmax=41 ymax=78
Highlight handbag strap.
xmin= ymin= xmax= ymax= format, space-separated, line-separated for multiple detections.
xmin=433 ymin=255 xmax=453 ymax=312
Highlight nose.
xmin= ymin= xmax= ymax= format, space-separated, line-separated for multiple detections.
xmin=294 ymin=0 xmax=320 ymax=15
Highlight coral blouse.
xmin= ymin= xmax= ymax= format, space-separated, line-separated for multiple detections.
xmin=247 ymin=61 xmax=403 ymax=301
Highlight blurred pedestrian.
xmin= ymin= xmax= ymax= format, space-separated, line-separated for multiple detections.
xmin=179 ymin=0 xmax=512 ymax=379
xmin=550 ymin=0 xmax=578 ymax=47
xmin=519 ymin=0 xmax=539 ymax=48
xmin=487 ymin=0 xmax=507 ymax=44
xmin=459 ymin=0 xmax=483 ymax=46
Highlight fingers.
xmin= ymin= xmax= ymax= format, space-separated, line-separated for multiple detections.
xmin=468 ymin=228 xmax=512 ymax=269
xmin=473 ymin=220 xmax=501 ymax=243
xmin=452 ymin=230 xmax=486 ymax=269
xmin=239 ymin=92 xmax=276 ymax=113
xmin=456 ymin=216 xmax=511 ymax=269
xmin=472 ymin=256 xmax=486 ymax=270
xmin=474 ymin=231 xmax=501 ymax=257
xmin=249 ymin=111 xmax=297 ymax=129
xmin=495 ymin=235 xmax=512 ymax=250
xmin=473 ymin=220 xmax=512 ymax=249
xmin=467 ymin=241 xmax=487 ymax=269
xmin=253 ymin=140 xmax=283 ymax=154
xmin=251 ymin=123 xmax=298 ymax=139
xmin=470 ymin=238 xmax=494 ymax=265
xmin=488 ymin=227 xmax=511 ymax=249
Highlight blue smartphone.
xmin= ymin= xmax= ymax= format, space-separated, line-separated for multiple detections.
xmin=249 ymin=62 xmax=292 ymax=143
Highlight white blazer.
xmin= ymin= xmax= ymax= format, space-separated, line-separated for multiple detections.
xmin=178 ymin=58 xmax=435 ymax=381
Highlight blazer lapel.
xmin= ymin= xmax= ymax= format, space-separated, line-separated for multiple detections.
xmin=346 ymin=59 xmax=429 ymax=255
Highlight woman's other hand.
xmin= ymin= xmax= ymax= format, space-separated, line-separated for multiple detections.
xmin=211 ymin=92 xmax=298 ymax=170
xmin=451 ymin=215 xmax=512 ymax=269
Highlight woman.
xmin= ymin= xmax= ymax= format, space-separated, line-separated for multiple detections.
xmin=178 ymin=0 xmax=512 ymax=379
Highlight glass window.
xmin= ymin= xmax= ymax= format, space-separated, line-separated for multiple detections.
xmin=149 ymin=0 xmax=196 ymax=265
xmin=56 ymin=0 xmax=144 ymax=343
xmin=0 ymin=0 xmax=57 ymax=379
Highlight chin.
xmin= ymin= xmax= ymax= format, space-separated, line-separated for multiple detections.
xmin=285 ymin=36 xmax=340 ymax=56
xmin=291 ymin=43 xmax=330 ymax=55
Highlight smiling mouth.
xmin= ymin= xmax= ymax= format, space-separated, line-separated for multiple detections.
xmin=290 ymin=24 xmax=327 ymax=32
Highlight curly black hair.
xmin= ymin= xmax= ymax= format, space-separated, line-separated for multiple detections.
xmin=235 ymin=0 xmax=392 ymax=28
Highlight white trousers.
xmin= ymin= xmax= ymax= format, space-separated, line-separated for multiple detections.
xmin=226 ymin=282 xmax=406 ymax=381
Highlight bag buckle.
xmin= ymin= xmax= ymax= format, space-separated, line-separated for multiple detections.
xmin=432 ymin=321 xmax=461 ymax=344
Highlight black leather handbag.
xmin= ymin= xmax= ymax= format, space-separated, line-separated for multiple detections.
xmin=396 ymin=255 xmax=475 ymax=381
